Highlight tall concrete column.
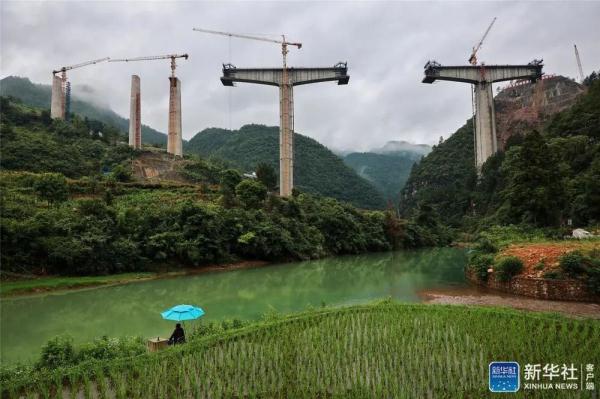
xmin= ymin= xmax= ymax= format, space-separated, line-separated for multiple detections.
xmin=167 ymin=77 xmax=182 ymax=156
xmin=474 ymin=82 xmax=497 ymax=169
xmin=50 ymin=75 xmax=64 ymax=119
xmin=129 ymin=75 xmax=142 ymax=149
xmin=279 ymin=82 xmax=294 ymax=197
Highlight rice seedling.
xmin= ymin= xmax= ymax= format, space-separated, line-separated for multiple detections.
xmin=3 ymin=302 xmax=599 ymax=398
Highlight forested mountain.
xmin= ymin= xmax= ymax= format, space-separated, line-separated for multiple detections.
xmin=0 ymin=76 xmax=168 ymax=146
xmin=400 ymin=74 xmax=600 ymax=229
xmin=0 ymin=97 xmax=133 ymax=177
xmin=186 ymin=124 xmax=386 ymax=209
xmin=1 ymin=97 xmax=450 ymax=276
xmin=343 ymin=151 xmax=423 ymax=205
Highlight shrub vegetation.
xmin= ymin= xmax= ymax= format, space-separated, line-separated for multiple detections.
xmin=494 ymin=256 xmax=524 ymax=282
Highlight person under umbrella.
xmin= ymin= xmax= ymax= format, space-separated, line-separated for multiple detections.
xmin=161 ymin=304 xmax=205 ymax=345
xmin=168 ymin=323 xmax=185 ymax=345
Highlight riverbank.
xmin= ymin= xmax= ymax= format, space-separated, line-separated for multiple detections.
xmin=419 ymin=287 xmax=600 ymax=319
xmin=0 ymin=260 xmax=269 ymax=298
xmin=465 ymin=226 xmax=599 ymax=302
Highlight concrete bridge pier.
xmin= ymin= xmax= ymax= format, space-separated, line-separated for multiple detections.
xmin=279 ymin=83 xmax=294 ymax=196
xmin=129 ymin=75 xmax=142 ymax=149
xmin=167 ymin=77 xmax=182 ymax=157
xmin=50 ymin=75 xmax=65 ymax=119
xmin=474 ymin=81 xmax=497 ymax=169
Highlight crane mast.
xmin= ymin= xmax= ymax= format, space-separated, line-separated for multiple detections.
xmin=109 ymin=54 xmax=189 ymax=77
xmin=50 ymin=57 xmax=110 ymax=120
xmin=469 ymin=17 xmax=497 ymax=65
xmin=574 ymin=44 xmax=584 ymax=83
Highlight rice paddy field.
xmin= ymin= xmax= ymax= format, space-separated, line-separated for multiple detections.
xmin=2 ymin=302 xmax=599 ymax=398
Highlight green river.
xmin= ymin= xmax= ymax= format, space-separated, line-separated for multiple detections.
xmin=0 ymin=248 xmax=467 ymax=364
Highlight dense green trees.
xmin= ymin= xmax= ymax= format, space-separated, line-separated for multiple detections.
xmin=1 ymin=176 xmax=444 ymax=275
xmin=219 ymin=169 xmax=242 ymax=207
xmin=1 ymin=158 xmax=451 ymax=277
xmin=256 ymin=162 xmax=277 ymax=191
xmin=33 ymin=173 xmax=69 ymax=206
xmin=401 ymin=78 xmax=600 ymax=230
xmin=399 ymin=121 xmax=476 ymax=227
xmin=236 ymin=180 xmax=267 ymax=209
xmin=0 ymin=96 xmax=134 ymax=178
xmin=497 ymin=131 xmax=564 ymax=226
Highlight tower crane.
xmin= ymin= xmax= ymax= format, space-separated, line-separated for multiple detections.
xmin=109 ymin=54 xmax=189 ymax=77
xmin=50 ymin=57 xmax=110 ymax=120
xmin=193 ymin=28 xmax=308 ymax=197
xmin=52 ymin=57 xmax=110 ymax=81
xmin=192 ymin=28 xmax=302 ymax=71
xmin=574 ymin=44 xmax=584 ymax=83
xmin=468 ymin=17 xmax=497 ymax=65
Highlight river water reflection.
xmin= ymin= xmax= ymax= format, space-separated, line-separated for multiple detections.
xmin=0 ymin=248 xmax=467 ymax=364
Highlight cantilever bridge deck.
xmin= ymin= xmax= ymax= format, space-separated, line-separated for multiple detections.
xmin=221 ymin=65 xmax=349 ymax=87
xmin=422 ymin=63 xmax=543 ymax=84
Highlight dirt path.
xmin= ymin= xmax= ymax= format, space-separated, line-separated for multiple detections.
xmin=419 ymin=286 xmax=600 ymax=319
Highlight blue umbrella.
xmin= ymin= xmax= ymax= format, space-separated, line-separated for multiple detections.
xmin=161 ymin=304 xmax=205 ymax=321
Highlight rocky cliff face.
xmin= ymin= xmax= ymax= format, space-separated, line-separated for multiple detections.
xmin=131 ymin=150 xmax=191 ymax=182
xmin=494 ymin=76 xmax=586 ymax=149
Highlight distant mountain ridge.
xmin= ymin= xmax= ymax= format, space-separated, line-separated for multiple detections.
xmin=372 ymin=140 xmax=431 ymax=155
xmin=186 ymin=124 xmax=386 ymax=209
xmin=0 ymin=76 xmax=169 ymax=146
xmin=340 ymin=141 xmax=430 ymax=205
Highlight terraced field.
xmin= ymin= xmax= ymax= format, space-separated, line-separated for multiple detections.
xmin=3 ymin=302 xmax=599 ymax=398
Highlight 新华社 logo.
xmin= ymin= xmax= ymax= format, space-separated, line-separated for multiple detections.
xmin=489 ymin=361 xmax=520 ymax=393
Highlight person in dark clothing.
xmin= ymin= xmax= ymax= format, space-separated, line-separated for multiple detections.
xmin=168 ymin=323 xmax=185 ymax=345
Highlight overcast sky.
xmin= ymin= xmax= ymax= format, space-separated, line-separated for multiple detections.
xmin=1 ymin=1 xmax=599 ymax=151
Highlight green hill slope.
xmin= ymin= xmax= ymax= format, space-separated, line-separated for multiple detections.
xmin=399 ymin=121 xmax=476 ymax=226
xmin=400 ymin=75 xmax=600 ymax=228
xmin=0 ymin=76 xmax=168 ymax=146
xmin=343 ymin=151 xmax=423 ymax=205
xmin=186 ymin=124 xmax=386 ymax=209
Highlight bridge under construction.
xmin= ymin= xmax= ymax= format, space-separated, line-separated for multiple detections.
xmin=422 ymin=61 xmax=543 ymax=169
xmin=194 ymin=27 xmax=349 ymax=197
xmin=220 ymin=63 xmax=349 ymax=197
xmin=422 ymin=17 xmax=544 ymax=170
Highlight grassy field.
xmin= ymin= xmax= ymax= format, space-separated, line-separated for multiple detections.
xmin=0 ymin=273 xmax=155 ymax=297
xmin=2 ymin=301 xmax=599 ymax=398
